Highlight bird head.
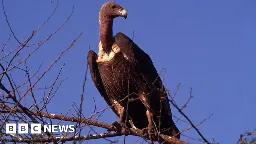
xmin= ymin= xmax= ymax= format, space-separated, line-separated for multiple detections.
xmin=99 ymin=2 xmax=128 ymax=20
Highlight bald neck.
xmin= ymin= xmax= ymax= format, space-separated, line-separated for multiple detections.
xmin=99 ymin=16 xmax=114 ymax=53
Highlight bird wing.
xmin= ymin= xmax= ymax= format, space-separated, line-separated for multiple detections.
xmin=114 ymin=32 xmax=162 ymax=90
xmin=87 ymin=50 xmax=119 ymax=116
xmin=114 ymin=33 xmax=180 ymax=138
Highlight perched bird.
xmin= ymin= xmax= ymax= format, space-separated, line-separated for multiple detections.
xmin=87 ymin=1 xmax=180 ymax=141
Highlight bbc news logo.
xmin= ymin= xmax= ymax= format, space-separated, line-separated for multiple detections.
xmin=6 ymin=123 xmax=75 ymax=134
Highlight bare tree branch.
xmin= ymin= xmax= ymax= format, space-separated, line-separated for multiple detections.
xmin=168 ymin=88 xmax=210 ymax=144
xmin=1 ymin=0 xmax=22 ymax=44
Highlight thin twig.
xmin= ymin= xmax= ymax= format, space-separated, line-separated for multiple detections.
xmin=1 ymin=0 xmax=22 ymax=44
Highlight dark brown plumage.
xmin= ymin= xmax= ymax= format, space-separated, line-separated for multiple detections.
xmin=87 ymin=1 xmax=180 ymax=141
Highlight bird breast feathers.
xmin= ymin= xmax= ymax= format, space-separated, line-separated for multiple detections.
xmin=96 ymin=41 xmax=128 ymax=62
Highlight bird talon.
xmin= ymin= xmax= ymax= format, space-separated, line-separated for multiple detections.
xmin=141 ymin=127 xmax=148 ymax=137
xmin=110 ymin=121 xmax=123 ymax=132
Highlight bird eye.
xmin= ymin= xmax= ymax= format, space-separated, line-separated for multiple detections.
xmin=112 ymin=5 xmax=116 ymax=9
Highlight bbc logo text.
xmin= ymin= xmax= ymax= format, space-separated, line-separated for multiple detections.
xmin=6 ymin=123 xmax=75 ymax=134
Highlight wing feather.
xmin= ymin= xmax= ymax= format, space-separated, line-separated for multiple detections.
xmin=87 ymin=50 xmax=119 ymax=116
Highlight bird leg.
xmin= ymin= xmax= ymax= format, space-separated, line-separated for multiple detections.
xmin=118 ymin=106 xmax=127 ymax=126
xmin=146 ymin=110 xmax=154 ymax=144
xmin=138 ymin=92 xmax=155 ymax=143
xmin=110 ymin=105 xmax=128 ymax=132
xmin=110 ymin=109 xmax=129 ymax=132
xmin=128 ymin=120 xmax=137 ymax=129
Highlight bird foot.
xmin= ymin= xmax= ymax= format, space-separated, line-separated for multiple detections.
xmin=109 ymin=120 xmax=129 ymax=133
xmin=109 ymin=121 xmax=123 ymax=132
xmin=141 ymin=127 xmax=154 ymax=144
xmin=141 ymin=127 xmax=149 ymax=137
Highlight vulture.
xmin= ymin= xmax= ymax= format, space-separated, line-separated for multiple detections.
xmin=87 ymin=1 xmax=180 ymax=141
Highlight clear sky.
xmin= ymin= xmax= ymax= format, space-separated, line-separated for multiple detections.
xmin=1 ymin=0 xmax=255 ymax=143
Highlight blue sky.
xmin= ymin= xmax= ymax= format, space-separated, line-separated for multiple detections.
xmin=1 ymin=0 xmax=255 ymax=143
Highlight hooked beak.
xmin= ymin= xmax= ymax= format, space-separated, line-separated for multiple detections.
xmin=119 ymin=9 xmax=127 ymax=19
